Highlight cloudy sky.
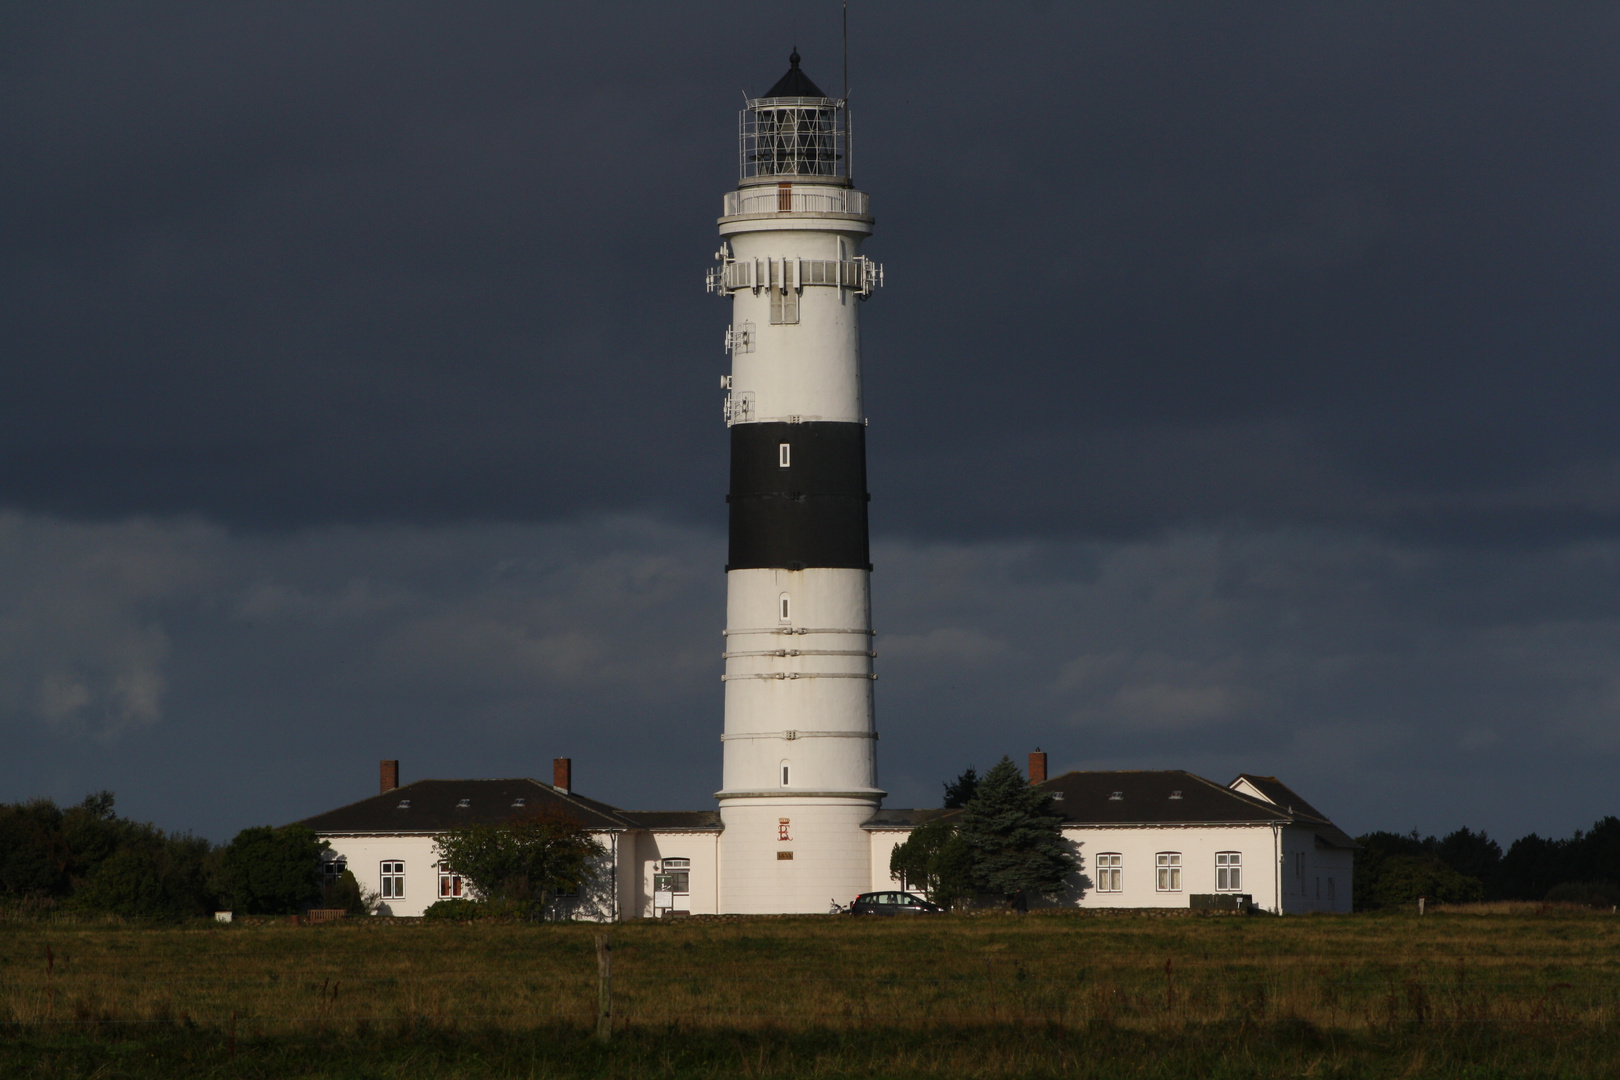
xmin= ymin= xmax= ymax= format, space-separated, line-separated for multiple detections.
xmin=3 ymin=3 xmax=1617 ymax=844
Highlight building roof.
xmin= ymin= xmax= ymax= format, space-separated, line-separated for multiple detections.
xmin=1036 ymin=770 xmax=1290 ymax=827
xmin=297 ymin=778 xmax=639 ymax=835
xmin=862 ymin=807 xmax=959 ymax=830
xmin=620 ymin=810 xmax=723 ymax=831
xmin=1230 ymin=774 xmax=1358 ymax=849
xmin=762 ymin=51 xmax=830 ymax=99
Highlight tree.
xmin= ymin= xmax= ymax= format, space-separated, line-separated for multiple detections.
xmin=219 ymin=825 xmax=327 ymax=915
xmin=1435 ymin=827 xmax=1503 ymax=898
xmin=0 ymin=798 xmax=70 ymax=899
xmin=434 ymin=809 xmax=605 ymax=916
xmin=322 ymin=869 xmax=372 ymax=916
xmin=73 ymin=831 xmax=217 ymax=919
xmin=955 ymin=756 xmax=1075 ymax=904
xmin=889 ymin=818 xmax=973 ymax=907
xmin=942 ymin=767 xmax=979 ymax=810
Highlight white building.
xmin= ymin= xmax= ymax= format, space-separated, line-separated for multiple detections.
xmin=866 ymin=760 xmax=1355 ymax=915
xmin=299 ymin=759 xmax=720 ymax=919
xmin=301 ymin=755 xmax=1353 ymax=918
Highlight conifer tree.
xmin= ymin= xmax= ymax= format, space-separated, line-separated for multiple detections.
xmin=957 ymin=756 xmax=1074 ymax=903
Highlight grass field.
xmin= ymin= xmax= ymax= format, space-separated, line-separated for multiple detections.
xmin=3 ymin=907 xmax=1620 ymax=1077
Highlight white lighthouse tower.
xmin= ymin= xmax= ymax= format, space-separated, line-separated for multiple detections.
xmin=708 ymin=52 xmax=884 ymax=913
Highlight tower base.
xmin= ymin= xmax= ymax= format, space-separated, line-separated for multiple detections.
xmin=717 ymin=795 xmax=880 ymax=913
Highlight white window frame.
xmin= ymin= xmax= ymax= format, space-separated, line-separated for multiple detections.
xmin=380 ymin=860 xmax=405 ymax=899
xmin=1155 ymin=852 xmax=1182 ymax=892
xmin=659 ymin=858 xmax=691 ymax=895
xmin=1215 ymin=851 xmax=1241 ymax=892
xmin=778 ymin=442 xmax=791 ymax=468
xmin=780 ymin=761 xmax=791 ymax=787
xmin=1095 ymin=852 xmax=1122 ymax=892
xmin=778 ymin=593 xmax=791 ymax=623
xmin=437 ymin=863 xmax=464 ymax=899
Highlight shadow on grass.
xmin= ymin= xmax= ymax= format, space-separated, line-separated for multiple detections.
xmin=3 ymin=1021 xmax=1612 ymax=1079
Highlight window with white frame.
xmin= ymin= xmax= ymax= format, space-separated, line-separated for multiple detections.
xmin=778 ymin=442 xmax=791 ymax=468
xmin=1215 ymin=852 xmax=1241 ymax=891
xmin=1155 ymin=852 xmax=1182 ymax=892
xmin=778 ymin=593 xmax=791 ymax=623
xmin=437 ymin=863 xmax=463 ymax=899
xmin=1095 ymin=853 xmax=1122 ymax=892
xmin=380 ymin=860 xmax=405 ymax=899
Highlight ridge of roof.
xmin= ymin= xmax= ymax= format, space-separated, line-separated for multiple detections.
xmin=296 ymin=777 xmax=638 ymax=834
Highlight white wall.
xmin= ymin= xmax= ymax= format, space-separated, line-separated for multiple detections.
xmin=867 ymin=829 xmax=909 ymax=891
xmin=1054 ymin=825 xmax=1279 ymax=911
xmin=630 ymin=830 xmax=721 ymax=917
xmin=1278 ymin=828 xmax=1354 ymax=914
xmin=319 ymin=830 xmax=631 ymax=920
xmin=320 ymin=834 xmax=443 ymax=917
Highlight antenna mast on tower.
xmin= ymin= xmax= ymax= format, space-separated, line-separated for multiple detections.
xmin=843 ymin=2 xmax=852 ymax=179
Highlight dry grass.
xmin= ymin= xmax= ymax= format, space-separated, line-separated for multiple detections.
xmin=3 ymin=908 xmax=1620 ymax=1077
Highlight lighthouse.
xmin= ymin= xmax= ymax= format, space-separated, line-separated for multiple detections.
xmin=708 ymin=52 xmax=884 ymax=913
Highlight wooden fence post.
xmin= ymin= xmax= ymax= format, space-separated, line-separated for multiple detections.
xmin=595 ymin=934 xmax=612 ymax=1043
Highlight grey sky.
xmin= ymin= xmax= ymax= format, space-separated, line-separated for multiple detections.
xmin=2 ymin=3 xmax=1617 ymax=842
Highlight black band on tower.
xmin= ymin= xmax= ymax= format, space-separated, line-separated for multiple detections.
xmin=728 ymin=421 xmax=870 ymax=571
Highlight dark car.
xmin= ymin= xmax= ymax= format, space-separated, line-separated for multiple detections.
xmin=849 ymin=891 xmax=943 ymax=915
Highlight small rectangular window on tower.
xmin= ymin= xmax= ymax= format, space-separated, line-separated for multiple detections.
xmin=779 ymin=593 xmax=791 ymax=622
xmin=778 ymin=443 xmax=791 ymax=468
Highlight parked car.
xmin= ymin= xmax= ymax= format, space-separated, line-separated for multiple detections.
xmin=848 ymin=891 xmax=944 ymax=915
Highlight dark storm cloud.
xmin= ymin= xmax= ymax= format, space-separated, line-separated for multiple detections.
xmin=3 ymin=513 xmax=1617 ymax=841
xmin=3 ymin=3 xmax=1616 ymax=541
xmin=4 ymin=5 xmax=1620 ymax=845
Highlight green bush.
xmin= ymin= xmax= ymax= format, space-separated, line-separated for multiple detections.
xmin=322 ymin=869 xmax=370 ymax=915
xmin=1545 ymin=881 xmax=1620 ymax=907
xmin=219 ymin=825 xmax=326 ymax=915
xmin=423 ymin=898 xmax=482 ymax=920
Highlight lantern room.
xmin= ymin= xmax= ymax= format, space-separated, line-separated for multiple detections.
xmin=739 ymin=51 xmax=848 ymax=184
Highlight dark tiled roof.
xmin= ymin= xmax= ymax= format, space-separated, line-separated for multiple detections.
xmin=763 ymin=51 xmax=829 ymax=99
xmin=1231 ymin=774 xmax=1358 ymax=849
xmin=862 ymin=808 xmax=959 ymax=829
xmin=297 ymin=778 xmax=638 ymax=834
xmin=621 ymin=810 xmax=723 ymax=831
xmin=1037 ymin=770 xmax=1291 ymax=827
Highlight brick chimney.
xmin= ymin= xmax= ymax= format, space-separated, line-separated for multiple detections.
xmin=553 ymin=757 xmax=572 ymax=794
xmin=380 ymin=759 xmax=399 ymax=794
xmin=1028 ymin=749 xmax=1048 ymax=784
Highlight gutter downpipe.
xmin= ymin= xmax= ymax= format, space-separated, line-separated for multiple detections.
xmin=1273 ymin=822 xmax=1283 ymax=916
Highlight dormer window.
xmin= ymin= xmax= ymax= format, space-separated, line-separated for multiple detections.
xmin=1109 ymin=791 xmax=1123 ymax=801
xmin=457 ymin=798 xmax=471 ymax=808
xmin=1051 ymin=791 xmax=1065 ymax=802
xmin=396 ymin=799 xmax=411 ymax=809
xmin=1169 ymin=790 xmax=1183 ymax=800
xmin=512 ymin=797 xmax=526 ymax=808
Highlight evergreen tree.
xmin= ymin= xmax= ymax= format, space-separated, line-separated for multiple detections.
xmin=942 ymin=767 xmax=979 ymax=809
xmin=956 ymin=756 xmax=1074 ymax=904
